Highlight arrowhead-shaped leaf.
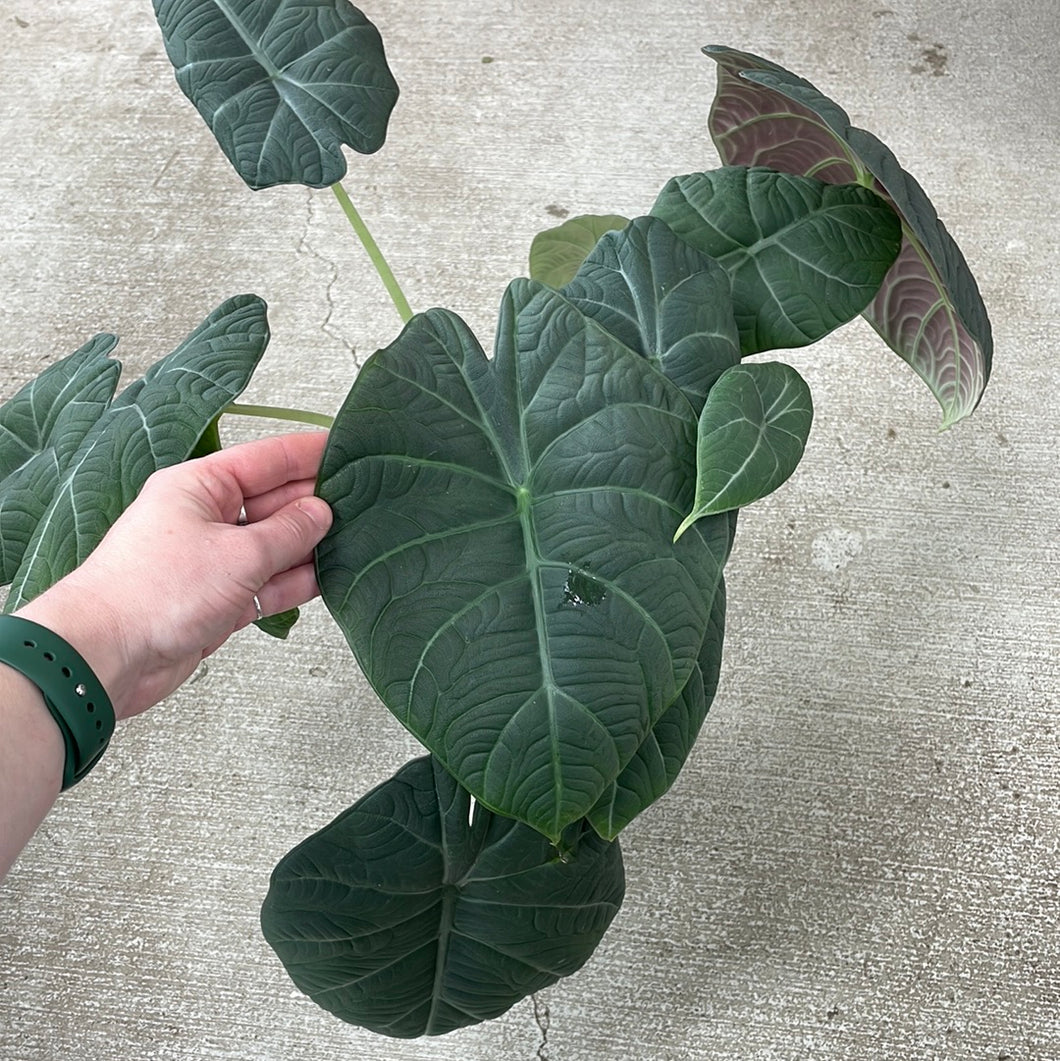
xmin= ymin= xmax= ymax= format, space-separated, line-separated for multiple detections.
xmin=153 ymin=0 xmax=399 ymax=189
xmin=261 ymin=755 xmax=624 ymax=1038
xmin=0 ymin=335 xmax=121 ymax=584
xmin=317 ymin=231 xmax=731 ymax=840
xmin=588 ymin=571 xmax=728 ymax=839
xmin=6 ymin=295 xmax=269 ymax=609
xmin=704 ymin=45 xmax=992 ymax=426
xmin=652 ymin=167 xmax=902 ymax=355
xmin=529 ymin=214 xmax=630 ymax=288
xmin=675 ymin=361 xmax=813 ymax=537
xmin=559 ymin=216 xmax=741 ymax=410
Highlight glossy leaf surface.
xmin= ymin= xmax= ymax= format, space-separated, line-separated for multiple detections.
xmin=6 ymin=296 xmax=269 ymax=609
xmin=559 ymin=216 xmax=740 ymax=411
xmin=529 ymin=214 xmax=630 ymax=287
xmin=262 ymin=756 xmax=624 ymax=1037
xmin=153 ymin=0 xmax=399 ymax=189
xmin=0 ymin=336 xmax=120 ymax=584
xmin=676 ymin=361 xmax=813 ymax=537
xmin=588 ymin=574 xmax=727 ymax=839
xmin=652 ymin=167 xmax=902 ymax=355
xmin=317 ymin=224 xmax=732 ymax=840
xmin=705 ymin=45 xmax=992 ymax=425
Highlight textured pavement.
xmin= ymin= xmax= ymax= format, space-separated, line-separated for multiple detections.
xmin=1 ymin=1 xmax=1058 ymax=1059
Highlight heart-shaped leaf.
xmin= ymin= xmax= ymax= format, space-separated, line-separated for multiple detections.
xmin=675 ymin=361 xmax=813 ymax=538
xmin=317 ymin=235 xmax=731 ymax=839
xmin=652 ymin=167 xmax=902 ymax=355
xmin=529 ymin=214 xmax=630 ymax=287
xmin=559 ymin=216 xmax=741 ymax=410
xmin=153 ymin=0 xmax=399 ymax=189
xmin=0 ymin=335 xmax=121 ymax=584
xmin=261 ymin=755 xmax=624 ymax=1038
xmin=588 ymin=571 xmax=728 ymax=839
xmin=6 ymin=295 xmax=269 ymax=609
xmin=704 ymin=45 xmax=992 ymax=426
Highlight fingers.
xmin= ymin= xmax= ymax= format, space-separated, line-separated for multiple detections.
xmin=194 ymin=431 xmax=330 ymax=504
xmin=241 ymin=560 xmax=325 ymax=628
xmin=241 ymin=476 xmax=319 ymax=524
xmin=244 ymin=496 xmax=333 ymax=586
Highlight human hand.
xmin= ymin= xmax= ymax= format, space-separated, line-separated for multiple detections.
xmin=16 ymin=432 xmax=333 ymax=720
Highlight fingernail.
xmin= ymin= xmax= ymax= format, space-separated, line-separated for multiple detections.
xmin=298 ymin=497 xmax=333 ymax=533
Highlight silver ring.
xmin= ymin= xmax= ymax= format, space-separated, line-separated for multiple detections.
xmin=252 ymin=594 xmax=264 ymax=621
xmin=237 ymin=505 xmax=248 ymax=526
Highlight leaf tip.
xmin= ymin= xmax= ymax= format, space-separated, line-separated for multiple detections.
xmin=673 ymin=514 xmax=696 ymax=542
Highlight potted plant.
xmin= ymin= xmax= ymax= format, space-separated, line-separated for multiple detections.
xmin=0 ymin=0 xmax=990 ymax=1038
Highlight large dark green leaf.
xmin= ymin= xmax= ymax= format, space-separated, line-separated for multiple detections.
xmin=0 ymin=335 xmax=121 ymax=584
xmin=559 ymin=216 xmax=741 ymax=411
xmin=652 ymin=167 xmax=902 ymax=355
xmin=675 ymin=361 xmax=813 ymax=537
xmin=153 ymin=0 xmax=399 ymax=189
xmin=262 ymin=755 xmax=624 ymax=1038
xmin=704 ymin=45 xmax=992 ymax=426
xmin=528 ymin=214 xmax=630 ymax=288
xmin=6 ymin=296 xmax=269 ymax=610
xmin=588 ymin=574 xmax=727 ymax=840
xmin=317 ymin=231 xmax=731 ymax=840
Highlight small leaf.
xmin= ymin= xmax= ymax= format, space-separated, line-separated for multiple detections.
xmin=0 ymin=335 xmax=121 ymax=584
xmin=704 ymin=45 xmax=992 ymax=425
xmin=675 ymin=361 xmax=813 ymax=537
xmin=317 ymin=228 xmax=734 ymax=840
xmin=652 ymin=167 xmax=902 ymax=355
xmin=588 ymin=569 xmax=728 ymax=839
xmin=261 ymin=756 xmax=624 ymax=1038
xmin=559 ymin=216 xmax=741 ymax=410
xmin=254 ymin=607 xmax=299 ymax=639
xmin=6 ymin=296 xmax=269 ymax=610
xmin=529 ymin=214 xmax=630 ymax=287
xmin=153 ymin=0 xmax=400 ymax=189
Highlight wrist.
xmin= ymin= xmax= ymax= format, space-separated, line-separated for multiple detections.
xmin=0 ymin=664 xmax=64 ymax=877
xmin=14 ymin=578 xmax=135 ymax=721
xmin=0 ymin=664 xmax=64 ymax=789
xmin=0 ymin=614 xmax=116 ymax=787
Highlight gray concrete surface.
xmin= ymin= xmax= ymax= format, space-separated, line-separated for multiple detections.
xmin=0 ymin=1 xmax=1057 ymax=1058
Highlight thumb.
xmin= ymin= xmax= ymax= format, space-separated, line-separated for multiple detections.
xmin=250 ymin=496 xmax=333 ymax=577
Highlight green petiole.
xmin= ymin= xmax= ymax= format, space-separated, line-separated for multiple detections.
xmin=331 ymin=181 xmax=413 ymax=325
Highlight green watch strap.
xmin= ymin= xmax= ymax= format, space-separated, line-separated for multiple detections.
xmin=0 ymin=615 xmax=115 ymax=789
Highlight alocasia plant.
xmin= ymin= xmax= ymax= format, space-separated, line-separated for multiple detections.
xmin=0 ymin=0 xmax=993 ymax=1038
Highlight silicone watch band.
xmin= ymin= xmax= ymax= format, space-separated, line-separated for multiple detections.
xmin=0 ymin=616 xmax=115 ymax=789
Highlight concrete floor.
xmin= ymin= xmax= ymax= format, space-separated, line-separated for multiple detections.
xmin=1 ymin=1 xmax=1058 ymax=1058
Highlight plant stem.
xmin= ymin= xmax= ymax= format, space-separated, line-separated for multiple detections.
xmin=225 ymin=403 xmax=334 ymax=429
xmin=331 ymin=181 xmax=413 ymax=325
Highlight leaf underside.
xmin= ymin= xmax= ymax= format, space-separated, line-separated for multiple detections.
xmin=4 ymin=295 xmax=269 ymax=610
xmin=704 ymin=45 xmax=992 ymax=425
xmin=316 ymin=218 xmax=732 ymax=842
xmin=262 ymin=755 xmax=624 ymax=1038
xmin=153 ymin=0 xmax=399 ymax=189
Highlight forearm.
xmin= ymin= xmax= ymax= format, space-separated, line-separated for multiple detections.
xmin=0 ymin=665 xmax=64 ymax=879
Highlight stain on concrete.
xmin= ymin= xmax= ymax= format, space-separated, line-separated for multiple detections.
xmin=909 ymin=35 xmax=949 ymax=76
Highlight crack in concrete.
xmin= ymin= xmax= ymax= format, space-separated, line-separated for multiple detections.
xmin=530 ymin=993 xmax=551 ymax=1060
xmin=296 ymin=187 xmax=349 ymax=353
